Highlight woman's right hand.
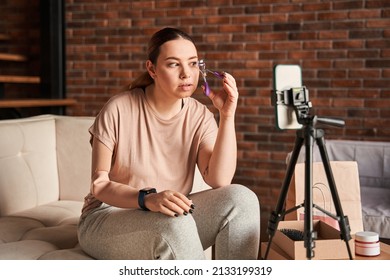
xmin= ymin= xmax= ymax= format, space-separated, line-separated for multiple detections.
xmin=144 ymin=190 xmax=194 ymax=217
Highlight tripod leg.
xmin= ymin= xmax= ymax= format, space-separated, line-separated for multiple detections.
xmin=303 ymin=126 xmax=316 ymax=259
xmin=316 ymin=131 xmax=353 ymax=260
xmin=264 ymin=131 xmax=304 ymax=259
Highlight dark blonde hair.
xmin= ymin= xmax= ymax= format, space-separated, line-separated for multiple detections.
xmin=127 ymin=27 xmax=196 ymax=90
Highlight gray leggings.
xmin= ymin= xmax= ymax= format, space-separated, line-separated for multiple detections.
xmin=78 ymin=184 xmax=260 ymax=260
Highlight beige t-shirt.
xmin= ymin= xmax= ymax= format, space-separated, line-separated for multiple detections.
xmin=82 ymin=88 xmax=218 ymax=213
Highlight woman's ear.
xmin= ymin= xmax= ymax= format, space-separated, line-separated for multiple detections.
xmin=146 ymin=60 xmax=156 ymax=79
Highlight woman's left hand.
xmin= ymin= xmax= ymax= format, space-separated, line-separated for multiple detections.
xmin=206 ymin=72 xmax=238 ymax=118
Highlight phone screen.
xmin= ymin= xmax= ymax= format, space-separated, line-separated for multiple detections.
xmin=273 ymin=64 xmax=303 ymax=130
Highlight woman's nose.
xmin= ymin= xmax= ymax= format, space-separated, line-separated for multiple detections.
xmin=180 ymin=67 xmax=191 ymax=79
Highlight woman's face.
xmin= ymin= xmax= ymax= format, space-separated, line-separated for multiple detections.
xmin=149 ymin=38 xmax=199 ymax=99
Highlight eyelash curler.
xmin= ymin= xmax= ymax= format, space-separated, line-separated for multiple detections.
xmin=198 ymin=59 xmax=225 ymax=96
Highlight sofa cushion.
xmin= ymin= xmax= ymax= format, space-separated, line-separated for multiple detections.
xmin=0 ymin=240 xmax=59 ymax=260
xmin=55 ymin=116 xmax=94 ymax=201
xmin=38 ymin=246 xmax=94 ymax=260
xmin=0 ymin=216 xmax=43 ymax=244
xmin=361 ymin=186 xmax=390 ymax=238
xmin=0 ymin=200 xmax=82 ymax=251
xmin=10 ymin=200 xmax=82 ymax=226
xmin=0 ymin=117 xmax=59 ymax=216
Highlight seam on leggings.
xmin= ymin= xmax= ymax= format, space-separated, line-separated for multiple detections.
xmin=159 ymin=233 xmax=176 ymax=260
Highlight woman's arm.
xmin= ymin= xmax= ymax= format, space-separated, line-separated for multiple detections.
xmin=90 ymin=138 xmax=139 ymax=208
xmin=198 ymin=72 xmax=238 ymax=188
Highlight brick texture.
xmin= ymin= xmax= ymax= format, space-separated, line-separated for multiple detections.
xmin=0 ymin=0 xmax=41 ymax=100
xmin=1 ymin=0 xmax=389 ymax=242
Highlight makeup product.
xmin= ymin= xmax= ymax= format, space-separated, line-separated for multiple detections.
xmin=198 ymin=59 xmax=224 ymax=96
xmin=355 ymin=231 xmax=380 ymax=257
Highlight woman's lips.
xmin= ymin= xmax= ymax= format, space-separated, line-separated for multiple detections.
xmin=179 ymin=83 xmax=193 ymax=91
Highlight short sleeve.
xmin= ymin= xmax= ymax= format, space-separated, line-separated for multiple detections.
xmin=88 ymin=96 xmax=121 ymax=151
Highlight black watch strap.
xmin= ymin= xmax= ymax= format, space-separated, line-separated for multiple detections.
xmin=138 ymin=188 xmax=157 ymax=211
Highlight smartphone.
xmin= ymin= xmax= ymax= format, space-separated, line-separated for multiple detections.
xmin=272 ymin=64 xmax=303 ymax=130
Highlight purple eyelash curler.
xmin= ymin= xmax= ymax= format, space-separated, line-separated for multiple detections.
xmin=198 ymin=59 xmax=225 ymax=96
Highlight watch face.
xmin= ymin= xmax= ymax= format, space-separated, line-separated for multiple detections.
xmin=140 ymin=188 xmax=156 ymax=194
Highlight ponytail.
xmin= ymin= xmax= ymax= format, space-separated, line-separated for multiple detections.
xmin=123 ymin=71 xmax=154 ymax=91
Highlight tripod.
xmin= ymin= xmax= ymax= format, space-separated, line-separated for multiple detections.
xmin=264 ymin=115 xmax=353 ymax=260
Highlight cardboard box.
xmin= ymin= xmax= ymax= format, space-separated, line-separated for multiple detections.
xmin=261 ymin=242 xmax=290 ymax=260
xmin=274 ymin=220 xmax=354 ymax=260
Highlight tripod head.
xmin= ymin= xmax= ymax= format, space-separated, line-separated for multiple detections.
xmin=274 ymin=85 xmax=345 ymax=128
xmin=272 ymin=65 xmax=345 ymax=130
xmin=274 ymin=86 xmax=311 ymax=123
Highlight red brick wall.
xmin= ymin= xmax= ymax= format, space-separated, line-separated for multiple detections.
xmin=2 ymin=0 xmax=390 ymax=240
xmin=0 ymin=0 xmax=40 ymax=100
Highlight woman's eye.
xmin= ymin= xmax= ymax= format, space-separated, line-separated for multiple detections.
xmin=168 ymin=62 xmax=179 ymax=68
xmin=191 ymin=61 xmax=198 ymax=67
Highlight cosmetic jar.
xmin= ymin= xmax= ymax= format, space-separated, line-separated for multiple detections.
xmin=355 ymin=231 xmax=380 ymax=257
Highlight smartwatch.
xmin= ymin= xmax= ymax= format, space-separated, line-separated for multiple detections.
xmin=138 ymin=188 xmax=157 ymax=211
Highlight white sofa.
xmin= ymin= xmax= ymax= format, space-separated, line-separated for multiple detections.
xmin=295 ymin=139 xmax=390 ymax=240
xmin=0 ymin=115 xmax=211 ymax=259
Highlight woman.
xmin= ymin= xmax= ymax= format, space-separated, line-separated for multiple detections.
xmin=78 ymin=27 xmax=260 ymax=260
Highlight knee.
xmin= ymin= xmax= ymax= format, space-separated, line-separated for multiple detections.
xmin=225 ymin=184 xmax=259 ymax=206
xmin=160 ymin=214 xmax=197 ymax=237
xmin=220 ymin=184 xmax=260 ymax=216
